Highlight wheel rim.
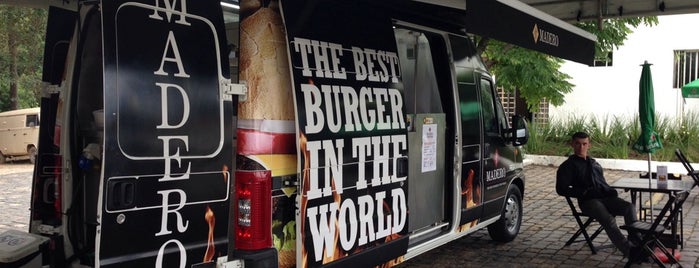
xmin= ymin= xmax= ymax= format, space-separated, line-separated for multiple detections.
xmin=504 ymin=195 xmax=520 ymax=233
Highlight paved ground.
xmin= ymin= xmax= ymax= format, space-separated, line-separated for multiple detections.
xmin=0 ymin=162 xmax=34 ymax=232
xmin=1 ymin=162 xmax=697 ymax=267
xmin=400 ymin=164 xmax=699 ymax=268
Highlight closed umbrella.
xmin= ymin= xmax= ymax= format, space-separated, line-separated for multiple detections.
xmin=633 ymin=61 xmax=663 ymax=155
xmin=632 ymin=61 xmax=663 ymax=216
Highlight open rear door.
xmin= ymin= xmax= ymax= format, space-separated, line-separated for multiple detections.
xmin=279 ymin=1 xmax=410 ymax=267
xmin=97 ymin=0 xmax=233 ymax=266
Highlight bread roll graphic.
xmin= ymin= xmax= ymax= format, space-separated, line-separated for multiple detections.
xmin=239 ymin=3 xmax=294 ymax=121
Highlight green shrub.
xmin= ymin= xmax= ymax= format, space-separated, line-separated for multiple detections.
xmin=524 ymin=112 xmax=699 ymax=162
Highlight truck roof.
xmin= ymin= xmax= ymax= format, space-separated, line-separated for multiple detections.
xmin=0 ymin=108 xmax=41 ymax=117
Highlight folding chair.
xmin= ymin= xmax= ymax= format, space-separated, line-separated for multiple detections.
xmin=675 ymin=148 xmax=699 ymax=188
xmin=563 ymin=196 xmax=612 ymax=254
xmin=621 ymin=190 xmax=689 ymax=268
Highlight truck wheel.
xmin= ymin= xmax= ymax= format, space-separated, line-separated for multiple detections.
xmin=28 ymin=146 xmax=37 ymax=164
xmin=487 ymin=184 xmax=522 ymax=242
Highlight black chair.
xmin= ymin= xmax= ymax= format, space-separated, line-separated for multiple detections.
xmin=621 ymin=190 xmax=689 ymax=268
xmin=563 ymin=196 xmax=612 ymax=254
xmin=675 ymin=148 xmax=699 ymax=188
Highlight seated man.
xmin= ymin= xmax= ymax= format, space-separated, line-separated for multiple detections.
xmin=556 ymin=131 xmax=639 ymax=256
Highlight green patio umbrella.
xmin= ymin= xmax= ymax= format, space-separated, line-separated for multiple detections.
xmin=633 ymin=61 xmax=663 ymax=154
xmin=633 ymin=61 xmax=663 ymax=216
xmin=682 ymin=79 xmax=699 ymax=98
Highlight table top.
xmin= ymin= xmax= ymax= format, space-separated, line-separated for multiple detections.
xmin=610 ymin=178 xmax=694 ymax=193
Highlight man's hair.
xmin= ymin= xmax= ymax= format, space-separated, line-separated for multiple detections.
xmin=571 ymin=131 xmax=589 ymax=140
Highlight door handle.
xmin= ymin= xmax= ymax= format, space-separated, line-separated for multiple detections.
xmin=396 ymin=156 xmax=408 ymax=178
xmin=107 ymin=178 xmax=137 ymax=210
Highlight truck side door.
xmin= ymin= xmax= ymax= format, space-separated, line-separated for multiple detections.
xmin=96 ymin=1 xmax=233 ymax=266
xmin=479 ymin=77 xmax=514 ymax=220
xmin=280 ymin=1 xmax=410 ymax=267
xmin=451 ymin=35 xmax=485 ymax=228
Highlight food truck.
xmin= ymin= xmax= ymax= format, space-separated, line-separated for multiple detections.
xmin=2 ymin=0 xmax=596 ymax=267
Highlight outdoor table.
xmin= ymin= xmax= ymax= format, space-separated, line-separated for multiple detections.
xmin=610 ymin=178 xmax=693 ymax=249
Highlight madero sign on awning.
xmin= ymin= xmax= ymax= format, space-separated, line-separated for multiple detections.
xmin=463 ymin=0 xmax=597 ymax=65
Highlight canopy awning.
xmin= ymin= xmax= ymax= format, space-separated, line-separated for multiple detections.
xmin=462 ymin=0 xmax=597 ymax=65
xmin=407 ymin=0 xmax=597 ymax=65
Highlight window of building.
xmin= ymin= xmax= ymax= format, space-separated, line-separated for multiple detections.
xmin=593 ymin=52 xmax=613 ymax=67
xmin=497 ymin=87 xmax=549 ymax=125
xmin=673 ymin=50 xmax=699 ymax=88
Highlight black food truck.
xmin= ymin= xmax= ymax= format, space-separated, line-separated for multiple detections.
xmin=1 ymin=0 xmax=596 ymax=267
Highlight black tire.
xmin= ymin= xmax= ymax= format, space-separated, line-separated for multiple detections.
xmin=487 ymin=184 xmax=522 ymax=242
xmin=28 ymin=146 xmax=37 ymax=164
xmin=0 ymin=152 xmax=5 ymax=164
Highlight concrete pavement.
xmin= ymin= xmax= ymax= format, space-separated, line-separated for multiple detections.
xmin=0 ymin=165 xmax=33 ymax=232
xmin=1 ymin=162 xmax=698 ymax=267
xmin=401 ymin=164 xmax=699 ymax=268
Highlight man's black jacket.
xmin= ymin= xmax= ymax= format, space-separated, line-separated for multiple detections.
xmin=556 ymin=155 xmax=618 ymax=200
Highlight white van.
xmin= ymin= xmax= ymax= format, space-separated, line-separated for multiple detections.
xmin=5 ymin=0 xmax=595 ymax=267
xmin=0 ymin=107 xmax=40 ymax=163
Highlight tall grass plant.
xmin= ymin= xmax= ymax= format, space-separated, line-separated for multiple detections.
xmin=524 ymin=112 xmax=699 ymax=162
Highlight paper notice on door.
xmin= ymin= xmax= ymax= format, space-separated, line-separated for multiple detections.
xmin=422 ymin=124 xmax=437 ymax=172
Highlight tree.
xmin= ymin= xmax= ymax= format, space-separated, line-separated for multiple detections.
xmin=476 ymin=17 xmax=659 ymax=112
xmin=0 ymin=5 xmax=47 ymax=111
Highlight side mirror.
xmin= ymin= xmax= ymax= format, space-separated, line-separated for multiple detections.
xmin=511 ymin=115 xmax=529 ymax=146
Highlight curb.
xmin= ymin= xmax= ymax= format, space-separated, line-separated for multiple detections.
xmin=524 ymin=154 xmax=693 ymax=174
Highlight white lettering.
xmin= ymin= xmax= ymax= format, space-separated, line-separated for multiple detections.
xmin=352 ymin=46 xmax=367 ymax=81
xmin=155 ymin=239 xmax=186 ymax=268
xmin=307 ymin=203 xmax=339 ymax=262
xmin=306 ymin=190 xmax=408 ymax=256
xmin=371 ymin=136 xmax=391 ymax=186
xmin=341 ymin=86 xmax=361 ymax=132
xmin=293 ymin=37 xmax=347 ymax=79
xmin=306 ymin=141 xmax=322 ymax=200
xmin=375 ymin=191 xmax=390 ymax=240
xmin=306 ymin=139 xmax=345 ymax=199
xmin=155 ymin=82 xmax=190 ymax=129
xmin=391 ymin=188 xmax=407 ymax=232
xmin=351 ymin=46 xmax=400 ymax=82
xmin=357 ymin=195 xmax=375 ymax=246
xmin=338 ymin=198 xmax=357 ymax=251
xmin=294 ymin=38 xmax=313 ymax=77
xmin=359 ymin=87 xmax=376 ymax=131
xmin=154 ymin=32 xmax=190 ymax=78
xmin=388 ymin=89 xmax=406 ymax=129
xmin=301 ymin=84 xmax=324 ymax=134
xmin=321 ymin=85 xmax=342 ymax=133
xmin=149 ymin=0 xmax=191 ymax=26
xmin=158 ymin=136 xmax=191 ymax=181
xmin=155 ymin=189 xmax=189 ymax=236
xmin=352 ymin=137 xmax=371 ymax=190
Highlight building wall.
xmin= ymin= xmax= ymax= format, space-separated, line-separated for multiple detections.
xmin=550 ymin=14 xmax=699 ymax=122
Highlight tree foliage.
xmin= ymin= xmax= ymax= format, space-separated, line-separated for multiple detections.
xmin=477 ymin=17 xmax=659 ymax=112
xmin=0 ymin=5 xmax=47 ymax=112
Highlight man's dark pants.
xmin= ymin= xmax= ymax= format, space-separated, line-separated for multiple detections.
xmin=578 ymin=196 xmax=637 ymax=254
